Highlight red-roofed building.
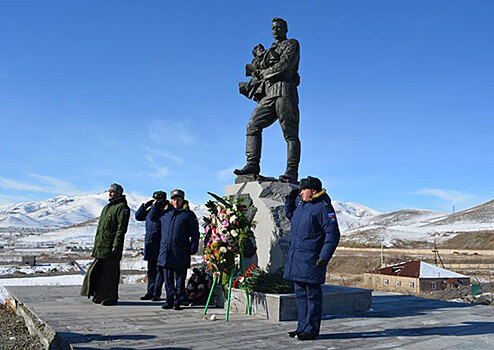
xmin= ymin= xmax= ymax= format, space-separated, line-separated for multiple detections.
xmin=364 ymin=260 xmax=470 ymax=295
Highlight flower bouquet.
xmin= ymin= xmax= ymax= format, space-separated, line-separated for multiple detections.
xmin=203 ymin=193 xmax=255 ymax=275
xmin=202 ymin=191 xmax=256 ymax=320
xmin=233 ymin=264 xmax=294 ymax=294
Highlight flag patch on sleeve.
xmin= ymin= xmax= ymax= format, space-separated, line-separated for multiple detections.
xmin=328 ymin=213 xmax=336 ymax=222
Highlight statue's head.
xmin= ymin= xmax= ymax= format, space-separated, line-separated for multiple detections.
xmin=272 ymin=17 xmax=288 ymax=40
xmin=252 ymin=44 xmax=265 ymax=57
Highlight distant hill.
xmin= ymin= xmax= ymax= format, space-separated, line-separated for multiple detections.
xmin=341 ymin=199 xmax=494 ymax=247
xmin=426 ymin=200 xmax=494 ymax=226
xmin=0 ymin=193 xmax=492 ymax=248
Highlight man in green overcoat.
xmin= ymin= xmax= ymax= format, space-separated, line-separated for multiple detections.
xmin=81 ymin=183 xmax=130 ymax=306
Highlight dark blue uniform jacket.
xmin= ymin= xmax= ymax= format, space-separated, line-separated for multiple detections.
xmin=283 ymin=191 xmax=340 ymax=285
xmin=135 ymin=202 xmax=166 ymax=261
xmin=158 ymin=202 xmax=200 ymax=269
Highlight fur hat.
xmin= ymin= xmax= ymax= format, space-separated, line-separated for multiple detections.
xmin=299 ymin=176 xmax=322 ymax=192
xmin=170 ymin=189 xmax=185 ymax=199
xmin=153 ymin=191 xmax=166 ymax=201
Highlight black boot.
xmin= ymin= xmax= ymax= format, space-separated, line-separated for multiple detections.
xmin=234 ymin=134 xmax=261 ymax=176
xmin=279 ymin=139 xmax=300 ymax=183
xmin=140 ymin=294 xmax=153 ymax=300
xmin=279 ymin=167 xmax=298 ymax=183
xmin=288 ymin=330 xmax=300 ymax=338
xmin=234 ymin=163 xmax=260 ymax=176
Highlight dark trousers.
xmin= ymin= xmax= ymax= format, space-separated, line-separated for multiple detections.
xmin=146 ymin=260 xmax=164 ymax=297
xmin=247 ymin=96 xmax=300 ymax=139
xmin=164 ymin=267 xmax=187 ymax=306
xmin=294 ymin=281 xmax=323 ymax=336
xmin=93 ymin=256 xmax=121 ymax=302
xmin=245 ymin=96 xmax=300 ymax=170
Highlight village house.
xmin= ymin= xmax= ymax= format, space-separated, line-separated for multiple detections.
xmin=364 ymin=260 xmax=470 ymax=295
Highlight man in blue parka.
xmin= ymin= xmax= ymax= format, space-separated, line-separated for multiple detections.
xmin=283 ymin=176 xmax=340 ymax=341
xmin=158 ymin=189 xmax=200 ymax=310
xmin=135 ymin=191 xmax=168 ymax=301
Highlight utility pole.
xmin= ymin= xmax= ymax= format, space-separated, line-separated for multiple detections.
xmin=432 ymin=240 xmax=445 ymax=268
xmin=380 ymin=242 xmax=384 ymax=268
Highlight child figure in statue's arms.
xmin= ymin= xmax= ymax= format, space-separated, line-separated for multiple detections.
xmin=239 ymin=44 xmax=279 ymax=102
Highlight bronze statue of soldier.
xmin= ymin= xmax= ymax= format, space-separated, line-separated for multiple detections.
xmin=235 ymin=18 xmax=301 ymax=183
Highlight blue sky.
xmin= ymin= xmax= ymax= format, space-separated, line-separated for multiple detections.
xmin=0 ymin=0 xmax=492 ymax=212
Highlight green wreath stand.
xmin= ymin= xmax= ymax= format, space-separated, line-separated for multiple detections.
xmin=202 ymin=253 xmax=251 ymax=321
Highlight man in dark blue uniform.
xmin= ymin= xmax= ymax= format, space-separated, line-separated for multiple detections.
xmin=284 ymin=176 xmax=340 ymax=340
xmin=135 ymin=191 xmax=168 ymax=301
xmin=158 ymin=189 xmax=200 ymax=310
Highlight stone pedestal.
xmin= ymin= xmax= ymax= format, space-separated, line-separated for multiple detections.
xmin=225 ymin=181 xmax=297 ymax=274
xmin=229 ymin=284 xmax=373 ymax=321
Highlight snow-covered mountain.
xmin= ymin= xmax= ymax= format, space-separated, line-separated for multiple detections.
xmin=0 ymin=193 xmax=492 ymax=247
xmin=0 ymin=192 xmax=209 ymax=247
xmin=332 ymin=201 xmax=381 ymax=231
xmin=0 ymin=192 xmax=147 ymax=228
xmin=342 ymin=200 xmax=494 ymax=246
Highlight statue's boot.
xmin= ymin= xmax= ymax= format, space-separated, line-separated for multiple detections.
xmin=279 ymin=139 xmax=300 ymax=183
xmin=234 ymin=135 xmax=261 ymax=176
xmin=233 ymin=163 xmax=260 ymax=176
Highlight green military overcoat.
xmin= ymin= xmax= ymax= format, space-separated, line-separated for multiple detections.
xmin=81 ymin=195 xmax=130 ymax=298
xmin=92 ymin=195 xmax=130 ymax=258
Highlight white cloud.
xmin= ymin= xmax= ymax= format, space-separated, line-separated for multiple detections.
xmin=415 ymin=188 xmax=478 ymax=206
xmin=0 ymin=194 xmax=32 ymax=206
xmin=0 ymin=174 xmax=86 ymax=196
xmin=144 ymin=146 xmax=183 ymax=165
xmin=28 ymin=173 xmax=85 ymax=195
xmin=145 ymin=155 xmax=169 ymax=178
xmin=0 ymin=176 xmax=47 ymax=193
xmin=148 ymin=119 xmax=195 ymax=146
xmin=216 ymin=167 xmax=236 ymax=181
xmin=152 ymin=167 xmax=169 ymax=178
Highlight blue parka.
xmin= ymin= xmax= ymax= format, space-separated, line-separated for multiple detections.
xmin=157 ymin=201 xmax=200 ymax=269
xmin=135 ymin=201 xmax=168 ymax=261
xmin=283 ymin=190 xmax=340 ymax=285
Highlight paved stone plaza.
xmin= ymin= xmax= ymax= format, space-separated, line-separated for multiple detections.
xmin=5 ymin=285 xmax=494 ymax=349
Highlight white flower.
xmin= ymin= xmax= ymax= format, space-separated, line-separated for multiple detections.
xmin=230 ymin=230 xmax=238 ymax=237
xmin=229 ymin=215 xmax=238 ymax=223
xmin=233 ymin=204 xmax=238 ymax=211
xmin=220 ymin=247 xmax=227 ymax=253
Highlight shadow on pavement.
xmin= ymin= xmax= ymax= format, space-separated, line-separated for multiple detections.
xmin=57 ymin=331 xmax=155 ymax=344
xmin=324 ymin=294 xmax=474 ymax=319
xmin=116 ymin=301 xmax=167 ymax=306
xmin=74 ymin=347 xmax=191 ymax=350
xmin=318 ymin=321 xmax=494 ymax=339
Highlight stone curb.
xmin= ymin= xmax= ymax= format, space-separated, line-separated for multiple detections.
xmin=5 ymin=290 xmax=72 ymax=350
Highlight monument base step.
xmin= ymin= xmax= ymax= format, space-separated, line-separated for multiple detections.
xmin=228 ymin=284 xmax=372 ymax=321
